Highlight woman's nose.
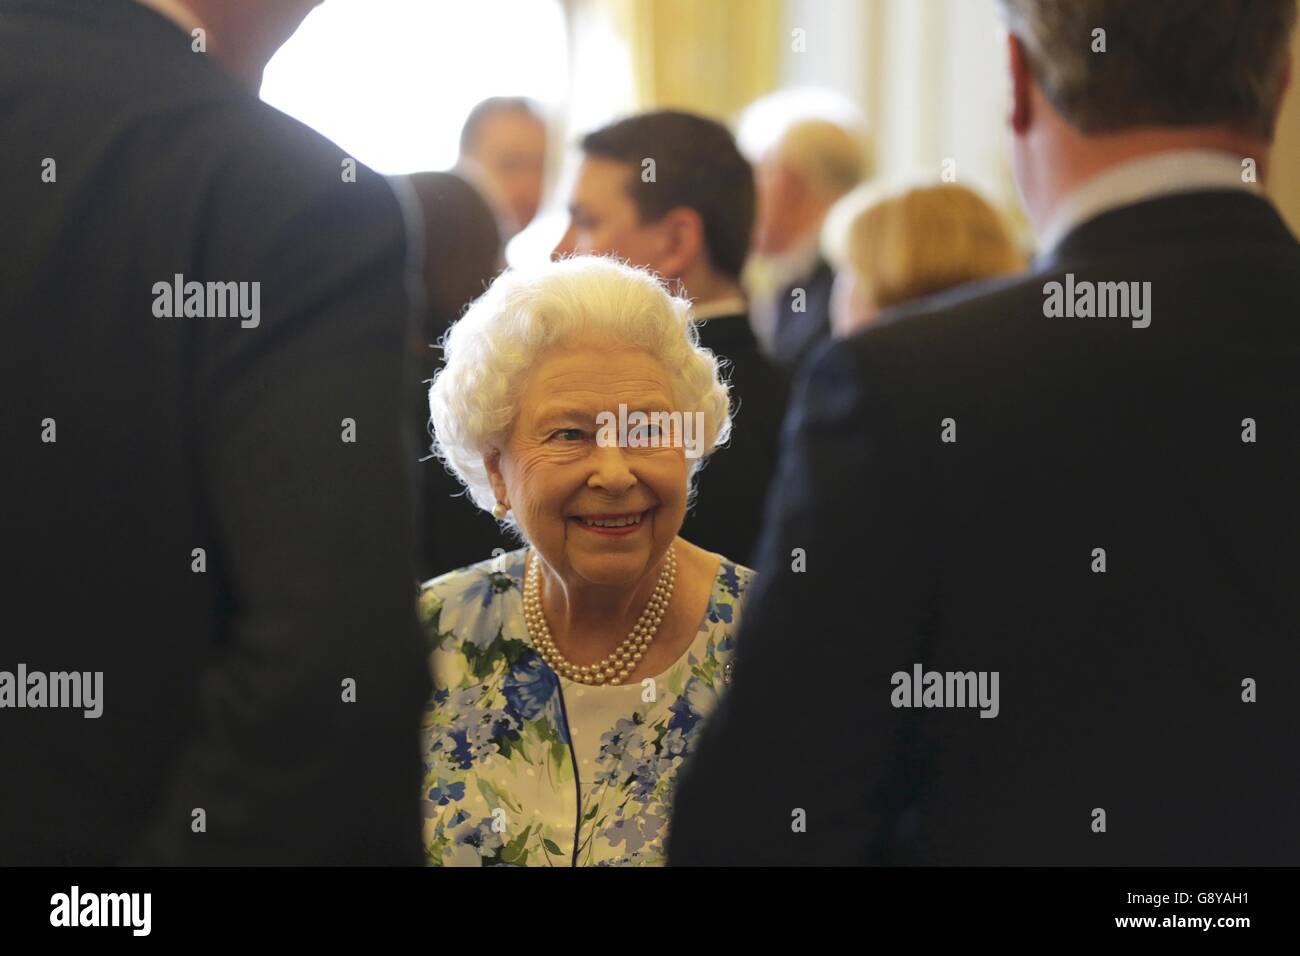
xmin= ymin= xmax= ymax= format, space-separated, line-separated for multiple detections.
xmin=586 ymin=443 xmax=637 ymax=494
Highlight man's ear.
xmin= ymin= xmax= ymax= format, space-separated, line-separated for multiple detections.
xmin=1007 ymin=32 xmax=1034 ymax=136
xmin=653 ymin=207 xmax=706 ymax=282
xmin=484 ymin=448 xmax=509 ymax=509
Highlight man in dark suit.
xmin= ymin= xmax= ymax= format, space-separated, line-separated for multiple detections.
xmin=552 ymin=111 xmax=788 ymax=566
xmin=770 ymin=257 xmax=836 ymax=372
xmin=0 ymin=0 xmax=431 ymax=864
xmin=745 ymin=117 xmax=868 ymax=373
xmin=670 ymin=0 xmax=1300 ymax=865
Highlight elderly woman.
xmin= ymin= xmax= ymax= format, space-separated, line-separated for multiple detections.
xmin=420 ymin=256 xmax=755 ymax=866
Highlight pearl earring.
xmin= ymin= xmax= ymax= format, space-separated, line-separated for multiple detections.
xmin=492 ymin=502 xmax=509 ymax=520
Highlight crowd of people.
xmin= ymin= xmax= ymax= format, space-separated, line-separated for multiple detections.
xmin=410 ymin=97 xmax=1026 ymax=576
xmin=3 ymin=0 xmax=1298 ymax=867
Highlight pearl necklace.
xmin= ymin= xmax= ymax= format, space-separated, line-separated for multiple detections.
xmin=522 ymin=547 xmax=677 ymax=685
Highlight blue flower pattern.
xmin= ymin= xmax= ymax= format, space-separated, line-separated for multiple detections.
xmin=418 ymin=547 xmax=753 ymax=866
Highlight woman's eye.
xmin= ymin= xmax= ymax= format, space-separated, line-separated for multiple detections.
xmin=550 ymin=428 xmax=585 ymax=442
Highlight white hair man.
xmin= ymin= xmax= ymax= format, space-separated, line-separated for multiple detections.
xmin=744 ymin=115 xmax=869 ymax=370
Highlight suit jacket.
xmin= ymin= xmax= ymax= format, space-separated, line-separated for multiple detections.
xmin=771 ymin=258 xmax=835 ymax=373
xmin=668 ymin=191 xmax=1300 ymax=865
xmin=685 ymin=313 xmax=789 ymax=566
xmin=0 ymin=0 xmax=431 ymax=864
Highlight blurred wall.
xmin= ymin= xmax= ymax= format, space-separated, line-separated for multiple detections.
xmin=565 ymin=0 xmax=781 ymax=123
xmin=782 ymin=0 xmax=1300 ymax=243
xmin=782 ymin=0 xmax=1023 ymax=236
xmin=1270 ymin=23 xmax=1300 ymax=235
xmin=556 ymin=0 xmax=1300 ymax=254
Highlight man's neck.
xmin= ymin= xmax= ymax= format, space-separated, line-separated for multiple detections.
xmin=134 ymin=0 xmax=204 ymax=35
xmin=1030 ymin=123 xmax=1270 ymax=238
xmin=133 ymin=0 xmax=309 ymax=91
xmin=674 ymin=266 xmax=745 ymax=317
xmin=1037 ymin=147 xmax=1264 ymax=254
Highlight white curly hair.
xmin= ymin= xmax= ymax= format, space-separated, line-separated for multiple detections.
xmin=427 ymin=256 xmax=733 ymax=532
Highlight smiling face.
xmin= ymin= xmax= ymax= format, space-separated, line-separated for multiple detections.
xmin=484 ymin=344 xmax=688 ymax=588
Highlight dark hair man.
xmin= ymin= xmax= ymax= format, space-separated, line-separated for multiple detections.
xmin=553 ymin=111 xmax=788 ymax=565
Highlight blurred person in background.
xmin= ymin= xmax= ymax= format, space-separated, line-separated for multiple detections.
xmin=744 ymin=116 xmax=869 ymax=370
xmin=826 ymin=182 xmax=1023 ymax=338
xmin=456 ymin=96 xmax=549 ymax=242
xmin=551 ymin=110 xmax=787 ymax=565
xmin=404 ymin=171 xmax=514 ymax=580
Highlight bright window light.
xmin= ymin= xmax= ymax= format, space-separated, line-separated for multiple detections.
xmin=260 ymin=0 xmax=569 ymax=175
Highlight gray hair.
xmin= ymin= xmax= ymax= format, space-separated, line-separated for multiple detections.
xmin=997 ymin=0 xmax=1297 ymax=138
xmin=772 ymin=118 xmax=870 ymax=203
xmin=427 ymin=256 xmax=732 ymax=532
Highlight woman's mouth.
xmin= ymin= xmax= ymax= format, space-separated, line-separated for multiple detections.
xmin=570 ymin=509 xmax=651 ymax=536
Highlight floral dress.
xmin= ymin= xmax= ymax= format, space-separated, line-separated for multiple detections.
xmin=418 ymin=546 xmax=754 ymax=866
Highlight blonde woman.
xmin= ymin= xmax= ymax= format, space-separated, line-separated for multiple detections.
xmin=828 ymin=182 xmax=1023 ymax=337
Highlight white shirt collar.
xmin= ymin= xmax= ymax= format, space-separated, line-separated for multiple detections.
xmin=691 ymin=296 xmax=749 ymax=322
xmin=134 ymin=0 xmax=205 ymax=36
xmin=1039 ymin=149 xmax=1261 ymax=255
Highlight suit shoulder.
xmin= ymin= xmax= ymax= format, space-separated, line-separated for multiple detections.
xmin=829 ymin=270 xmax=1057 ymax=384
xmin=857 ymin=271 xmax=1045 ymax=348
xmin=193 ymin=97 xmax=401 ymax=213
xmin=158 ymin=96 xmax=410 ymax=286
